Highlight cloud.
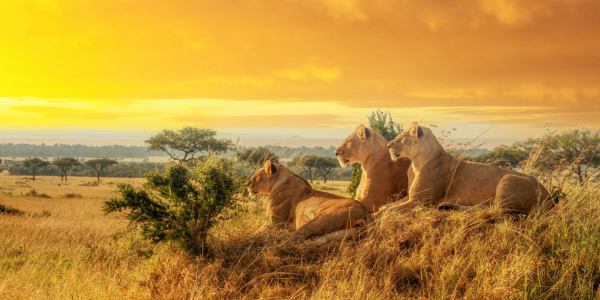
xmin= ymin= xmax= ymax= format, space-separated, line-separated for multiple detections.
xmin=172 ymin=114 xmax=350 ymax=128
xmin=7 ymin=105 xmax=152 ymax=120
xmin=273 ymin=65 xmax=340 ymax=82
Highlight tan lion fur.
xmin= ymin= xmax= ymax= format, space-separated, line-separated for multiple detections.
xmin=335 ymin=124 xmax=413 ymax=213
xmin=385 ymin=122 xmax=554 ymax=213
xmin=246 ymin=161 xmax=373 ymax=244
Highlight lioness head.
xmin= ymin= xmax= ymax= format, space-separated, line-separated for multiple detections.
xmin=388 ymin=122 xmax=433 ymax=160
xmin=335 ymin=124 xmax=373 ymax=167
xmin=246 ymin=160 xmax=278 ymax=195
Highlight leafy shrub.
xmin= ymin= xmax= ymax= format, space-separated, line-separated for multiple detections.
xmin=64 ymin=193 xmax=83 ymax=199
xmin=346 ymin=163 xmax=362 ymax=198
xmin=103 ymin=156 xmax=246 ymax=254
xmin=25 ymin=189 xmax=52 ymax=199
xmin=0 ymin=204 xmax=24 ymax=215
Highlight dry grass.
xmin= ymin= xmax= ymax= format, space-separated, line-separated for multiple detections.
xmin=1 ymin=174 xmax=600 ymax=299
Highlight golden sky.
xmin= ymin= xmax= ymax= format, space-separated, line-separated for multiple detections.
xmin=1 ymin=0 xmax=599 ymax=138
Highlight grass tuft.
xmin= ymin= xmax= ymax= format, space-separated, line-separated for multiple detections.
xmin=63 ymin=193 xmax=83 ymax=199
xmin=24 ymin=189 xmax=52 ymax=199
xmin=0 ymin=203 xmax=24 ymax=215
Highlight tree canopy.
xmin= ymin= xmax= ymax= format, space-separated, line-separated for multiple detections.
xmin=314 ymin=157 xmax=339 ymax=183
xmin=289 ymin=155 xmax=340 ymax=183
xmin=85 ymin=158 xmax=118 ymax=181
xmin=289 ymin=156 xmax=320 ymax=183
xmin=22 ymin=157 xmax=50 ymax=181
xmin=146 ymin=126 xmax=234 ymax=163
xmin=52 ymin=157 xmax=81 ymax=182
xmin=367 ymin=109 xmax=404 ymax=141
xmin=236 ymin=146 xmax=279 ymax=166
xmin=470 ymin=129 xmax=600 ymax=185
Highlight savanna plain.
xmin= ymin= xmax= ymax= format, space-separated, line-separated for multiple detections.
xmin=1 ymin=171 xmax=599 ymax=299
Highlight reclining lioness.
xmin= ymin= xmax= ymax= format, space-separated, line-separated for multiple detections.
xmin=385 ymin=123 xmax=553 ymax=213
xmin=336 ymin=124 xmax=412 ymax=213
xmin=247 ymin=161 xmax=373 ymax=244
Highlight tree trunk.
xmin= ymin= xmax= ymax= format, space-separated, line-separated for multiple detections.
xmin=65 ymin=171 xmax=68 ymax=182
xmin=323 ymin=175 xmax=327 ymax=183
xmin=33 ymin=169 xmax=36 ymax=181
xmin=97 ymin=172 xmax=100 ymax=182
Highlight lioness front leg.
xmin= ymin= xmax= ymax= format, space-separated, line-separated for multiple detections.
xmin=288 ymin=218 xmax=342 ymax=244
xmin=377 ymin=198 xmax=422 ymax=215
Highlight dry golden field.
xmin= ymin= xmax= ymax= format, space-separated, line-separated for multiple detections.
xmin=1 ymin=174 xmax=600 ymax=299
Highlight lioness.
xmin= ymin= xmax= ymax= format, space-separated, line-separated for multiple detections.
xmin=247 ymin=161 xmax=373 ymax=244
xmin=385 ymin=122 xmax=553 ymax=212
xmin=336 ymin=124 xmax=412 ymax=213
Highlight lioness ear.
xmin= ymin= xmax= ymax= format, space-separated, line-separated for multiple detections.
xmin=410 ymin=122 xmax=424 ymax=139
xmin=264 ymin=160 xmax=273 ymax=176
xmin=356 ymin=124 xmax=370 ymax=141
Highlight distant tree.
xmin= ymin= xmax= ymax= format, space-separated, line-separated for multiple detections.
xmin=237 ymin=146 xmax=279 ymax=166
xmin=540 ymin=129 xmax=600 ymax=184
xmin=470 ymin=129 xmax=600 ymax=185
xmin=146 ymin=126 xmax=234 ymax=164
xmin=85 ymin=158 xmax=118 ymax=182
xmin=315 ymin=157 xmax=339 ymax=183
xmin=22 ymin=158 xmax=50 ymax=181
xmin=469 ymin=146 xmax=529 ymax=169
xmin=348 ymin=110 xmax=404 ymax=198
xmin=289 ymin=155 xmax=320 ymax=183
xmin=52 ymin=158 xmax=81 ymax=182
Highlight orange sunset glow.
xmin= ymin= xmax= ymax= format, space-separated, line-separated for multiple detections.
xmin=1 ymin=0 xmax=599 ymax=138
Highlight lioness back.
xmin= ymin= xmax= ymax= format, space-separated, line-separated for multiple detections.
xmin=387 ymin=123 xmax=553 ymax=213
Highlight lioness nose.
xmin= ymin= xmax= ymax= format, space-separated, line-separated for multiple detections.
xmin=387 ymin=144 xmax=393 ymax=149
xmin=245 ymin=180 xmax=251 ymax=186
xmin=335 ymin=152 xmax=340 ymax=156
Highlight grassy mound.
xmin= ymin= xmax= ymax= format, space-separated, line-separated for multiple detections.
xmin=136 ymin=185 xmax=600 ymax=299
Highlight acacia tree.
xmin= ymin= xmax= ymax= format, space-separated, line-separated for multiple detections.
xmin=347 ymin=110 xmax=404 ymax=197
xmin=540 ymin=129 xmax=600 ymax=184
xmin=289 ymin=155 xmax=320 ymax=183
xmin=22 ymin=158 xmax=50 ymax=181
xmin=146 ymin=126 xmax=234 ymax=164
xmin=470 ymin=129 xmax=600 ymax=185
xmin=85 ymin=158 xmax=118 ymax=181
xmin=52 ymin=158 xmax=81 ymax=182
xmin=315 ymin=157 xmax=339 ymax=183
xmin=236 ymin=147 xmax=279 ymax=166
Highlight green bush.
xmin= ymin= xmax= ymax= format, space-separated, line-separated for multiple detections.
xmin=347 ymin=163 xmax=362 ymax=198
xmin=103 ymin=156 xmax=245 ymax=254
